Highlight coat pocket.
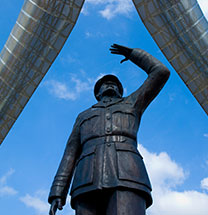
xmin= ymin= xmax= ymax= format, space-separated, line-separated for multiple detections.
xmin=71 ymin=146 xmax=96 ymax=191
xmin=115 ymin=143 xmax=151 ymax=188
xmin=80 ymin=112 xmax=100 ymax=143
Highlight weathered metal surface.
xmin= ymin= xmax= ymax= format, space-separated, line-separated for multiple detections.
xmin=48 ymin=46 xmax=170 ymax=214
xmin=0 ymin=0 xmax=85 ymax=144
xmin=133 ymin=0 xmax=208 ymax=115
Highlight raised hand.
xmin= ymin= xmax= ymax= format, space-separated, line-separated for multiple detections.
xmin=110 ymin=44 xmax=133 ymax=63
xmin=49 ymin=198 xmax=63 ymax=215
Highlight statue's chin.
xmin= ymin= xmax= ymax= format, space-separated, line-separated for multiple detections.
xmin=102 ymin=89 xmax=117 ymax=98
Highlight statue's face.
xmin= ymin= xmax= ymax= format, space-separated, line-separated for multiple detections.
xmin=98 ymin=81 xmax=121 ymax=99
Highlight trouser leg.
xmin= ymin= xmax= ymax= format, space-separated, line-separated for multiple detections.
xmin=74 ymin=191 xmax=106 ymax=215
xmin=74 ymin=193 xmax=97 ymax=215
xmin=106 ymin=189 xmax=146 ymax=215
xmin=74 ymin=189 xmax=146 ymax=215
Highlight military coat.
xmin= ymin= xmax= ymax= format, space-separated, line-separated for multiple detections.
xmin=48 ymin=49 xmax=170 ymax=209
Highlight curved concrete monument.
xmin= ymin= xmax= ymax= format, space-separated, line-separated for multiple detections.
xmin=133 ymin=0 xmax=208 ymax=115
xmin=0 ymin=0 xmax=207 ymax=145
xmin=0 ymin=0 xmax=85 ymax=144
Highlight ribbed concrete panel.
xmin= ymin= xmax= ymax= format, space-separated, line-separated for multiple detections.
xmin=133 ymin=0 xmax=208 ymax=115
xmin=0 ymin=0 xmax=85 ymax=144
xmin=1 ymin=0 xmax=207 ymax=145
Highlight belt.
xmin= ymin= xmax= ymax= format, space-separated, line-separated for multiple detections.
xmin=82 ymin=135 xmax=137 ymax=150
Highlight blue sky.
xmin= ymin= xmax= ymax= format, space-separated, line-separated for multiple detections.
xmin=0 ymin=0 xmax=208 ymax=215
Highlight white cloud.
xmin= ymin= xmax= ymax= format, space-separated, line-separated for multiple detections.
xmin=61 ymin=55 xmax=77 ymax=64
xmin=198 ymin=0 xmax=208 ymax=19
xmin=85 ymin=31 xmax=92 ymax=38
xmin=149 ymin=190 xmax=208 ymax=215
xmin=0 ymin=169 xmax=18 ymax=197
xmin=84 ymin=0 xmax=134 ymax=20
xmin=44 ymin=80 xmax=77 ymax=101
xmin=19 ymin=146 xmax=208 ymax=215
xmin=0 ymin=185 xmax=17 ymax=196
xmin=20 ymin=190 xmax=75 ymax=215
xmin=168 ymin=93 xmax=176 ymax=102
xmin=83 ymin=0 xmax=208 ymax=21
xmin=139 ymin=145 xmax=186 ymax=189
xmin=201 ymin=177 xmax=208 ymax=191
xmin=20 ymin=190 xmax=49 ymax=215
xmin=45 ymin=73 xmax=110 ymax=101
xmin=204 ymin=133 xmax=208 ymax=138
xmin=85 ymin=31 xmax=104 ymax=38
xmin=71 ymin=77 xmax=93 ymax=94
xmin=138 ymin=145 xmax=208 ymax=215
xmin=0 ymin=169 xmax=15 ymax=184
xmin=65 ymin=196 xmax=75 ymax=215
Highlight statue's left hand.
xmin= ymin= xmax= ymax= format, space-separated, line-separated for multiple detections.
xmin=49 ymin=198 xmax=63 ymax=215
xmin=110 ymin=44 xmax=133 ymax=63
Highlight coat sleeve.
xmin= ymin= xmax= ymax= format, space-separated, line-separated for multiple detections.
xmin=127 ymin=48 xmax=170 ymax=114
xmin=48 ymin=115 xmax=81 ymax=206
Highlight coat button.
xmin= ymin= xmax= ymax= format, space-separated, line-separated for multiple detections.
xmin=106 ymin=128 xmax=111 ymax=132
xmin=106 ymin=115 xmax=111 ymax=120
xmin=106 ymin=113 xmax=111 ymax=120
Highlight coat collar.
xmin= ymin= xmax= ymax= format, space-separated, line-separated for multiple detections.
xmin=92 ymin=98 xmax=124 ymax=108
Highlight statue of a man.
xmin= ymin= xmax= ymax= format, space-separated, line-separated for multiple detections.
xmin=48 ymin=44 xmax=170 ymax=215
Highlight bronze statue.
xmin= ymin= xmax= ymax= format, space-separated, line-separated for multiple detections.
xmin=48 ymin=44 xmax=170 ymax=215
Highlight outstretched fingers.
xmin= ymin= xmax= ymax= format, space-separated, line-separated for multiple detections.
xmin=110 ymin=44 xmax=123 ymax=55
xmin=110 ymin=49 xmax=122 ymax=55
xmin=110 ymin=43 xmax=132 ymax=63
xmin=111 ymin=43 xmax=126 ymax=49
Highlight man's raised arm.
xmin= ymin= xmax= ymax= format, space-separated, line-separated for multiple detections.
xmin=110 ymin=44 xmax=170 ymax=113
